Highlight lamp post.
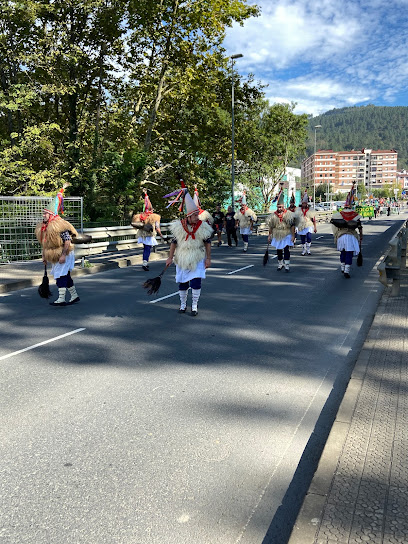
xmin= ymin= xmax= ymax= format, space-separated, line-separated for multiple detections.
xmin=231 ymin=53 xmax=243 ymax=211
xmin=313 ymin=124 xmax=322 ymax=207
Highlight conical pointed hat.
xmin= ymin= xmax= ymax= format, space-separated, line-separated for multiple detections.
xmin=277 ymin=190 xmax=285 ymax=206
xmin=184 ymin=191 xmax=199 ymax=216
xmin=44 ymin=183 xmax=70 ymax=216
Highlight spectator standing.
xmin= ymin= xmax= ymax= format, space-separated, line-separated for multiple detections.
xmin=224 ymin=206 xmax=238 ymax=247
xmin=212 ymin=204 xmax=225 ymax=246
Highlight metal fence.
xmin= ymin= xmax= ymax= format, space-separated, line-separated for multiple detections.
xmin=0 ymin=196 xmax=83 ymax=264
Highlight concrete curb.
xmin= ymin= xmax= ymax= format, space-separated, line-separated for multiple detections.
xmin=0 ymin=248 xmax=170 ymax=294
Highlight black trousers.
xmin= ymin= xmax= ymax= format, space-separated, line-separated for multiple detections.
xmin=226 ymin=228 xmax=238 ymax=246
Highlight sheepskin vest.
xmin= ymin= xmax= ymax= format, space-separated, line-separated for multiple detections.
xmin=132 ymin=212 xmax=160 ymax=238
xmin=297 ymin=208 xmax=315 ymax=231
xmin=331 ymin=211 xmax=362 ymax=243
xmin=198 ymin=209 xmax=214 ymax=225
xmin=268 ymin=210 xmax=295 ymax=241
xmin=170 ymin=218 xmax=213 ymax=271
xmin=35 ymin=217 xmax=78 ymax=264
xmin=234 ymin=208 xmax=257 ymax=228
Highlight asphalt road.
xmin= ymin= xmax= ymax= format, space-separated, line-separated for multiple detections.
xmin=0 ymin=215 xmax=405 ymax=544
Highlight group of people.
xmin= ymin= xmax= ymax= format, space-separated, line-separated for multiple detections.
xmin=36 ymin=181 xmax=363 ymax=314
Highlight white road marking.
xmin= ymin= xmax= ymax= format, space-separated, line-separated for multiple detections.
xmin=0 ymin=293 xmax=12 ymax=297
xmin=0 ymin=328 xmax=86 ymax=361
xmin=149 ymin=289 xmax=190 ymax=304
xmin=316 ymin=236 xmax=324 ymax=239
xmin=227 ymin=265 xmax=254 ymax=275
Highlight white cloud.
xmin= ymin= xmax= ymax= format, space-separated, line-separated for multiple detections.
xmin=223 ymin=0 xmax=408 ymax=115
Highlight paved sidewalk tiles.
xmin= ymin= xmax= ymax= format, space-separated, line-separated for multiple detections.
xmin=289 ymin=269 xmax=408 ymax=544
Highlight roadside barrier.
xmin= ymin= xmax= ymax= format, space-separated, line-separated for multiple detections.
xmin=377 ymin=220 xmax=408 ymax=296
xmin=74 ymin=211 xmax=332 ymax=261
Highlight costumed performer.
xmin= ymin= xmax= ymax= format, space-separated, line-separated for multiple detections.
xmin=234 ymin=191 xmax=257 ymax=252
xmin=298 ymin=189 xmax=317 ymax=255
xmin=131 ymin=190 xmax=164 ymax=271
xmin=164 ymin=184 xmax=213 ymax=316
xmin=193 ymin=186 xmax=214 ymax=227
xmin=267 ymin=187 xmax=296 ymax=272
xmin=330 ymin=181 xmax=363 ymax=278
xmin=35 ymin=184 xmax=80 ymax=306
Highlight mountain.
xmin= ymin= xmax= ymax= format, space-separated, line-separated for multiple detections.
xmin=306 ymin=105 xmax=408 ymax=170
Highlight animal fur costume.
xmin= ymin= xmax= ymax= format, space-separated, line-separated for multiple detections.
xmin=169 ymin=218 xmax=213 ymax=271
xmin=234 ymin=207 xmax=257 ymax=229
xmin=297 ymin=207 xmax=315 ymax=232
xmin=131 ymin=212 xmax=161 ymax=239
xmin=35 ymin=216 xmax=78 ymax=264
xmin=267 ymin=210 xmax=296 ymax=241
xmin=331 ymin=210 xmax=362 ymax=244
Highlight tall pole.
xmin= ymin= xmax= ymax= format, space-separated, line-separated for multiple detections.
xmin=231 ymin=54 xmax=243 ymax=211
xmin=313 ymin=124 xmax=322 ymax=207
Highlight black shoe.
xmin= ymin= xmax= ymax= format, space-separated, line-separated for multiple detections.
xmin=191 ymin=310 xmax=198 ymax=316
xmin=235 ymin=241 xmax=238 ymax=246
xmin=142 ymin=265 xmax=149 ymax=271
xmin=344 ymin=273 xmax=351 ymax=279
xmin=218 ymin=241 xmax=221 ymax=247
xmin=67 ymin=297 xmax=80 ymax=305
xmin=49 ymin=301 xmax=66 ymax=306
xmin=178 ymin=308 xmax=186 ymax=313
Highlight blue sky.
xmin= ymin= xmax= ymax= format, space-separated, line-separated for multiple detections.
xmin=223 ymin=0 xmax=408 ymax=116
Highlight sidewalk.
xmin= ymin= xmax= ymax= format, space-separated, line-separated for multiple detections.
xmin=0 ymin=246 xmax=171 ymax=294
xmin=289 ymin=265 xmax=408 ymax=543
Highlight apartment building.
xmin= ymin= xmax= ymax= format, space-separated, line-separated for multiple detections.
xmin=302 ymin=148 xmax=398 ymax=197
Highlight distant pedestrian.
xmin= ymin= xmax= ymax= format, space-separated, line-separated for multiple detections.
xmin=212 ymin=204 xmax=225 ymax=246
xmin=131 ymin=190 xmax=164 ymax=271
xmin=298 ymin=190 xmax=317 ymax=255
xmin=267 ymin=188 xmax=296 ymax=272
xmin=224 ymin=206 xmax=238 ymax=247
xmin=330 ymin=181 xmax=363 ymax=279
xmin=387 ymin=205 xmax=391 ymax=216
xmin=234 ymin=191 xmax=257 ymax=252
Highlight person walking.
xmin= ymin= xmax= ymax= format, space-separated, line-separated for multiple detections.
xmin=165 ymin=185 xmax=213 ymax=316
xmin=298 ymin=190 xmax=317 ymax=255
xmin=224 ymin=206 xmax=238 ymax=247
xmin=35 ymin=184 xmax=81 ymax=306
xmin=212 ymin=204 xmax=225 ymax=246
xmin=330 ymin=181 xmax=363 ymax=279
xmin=267 ymin=189 xmax=296 ymax=272
xmin=131 ymin=190 xmax=164 ymax=271
xmin=234 ymin=192 xmax=257 ymax=252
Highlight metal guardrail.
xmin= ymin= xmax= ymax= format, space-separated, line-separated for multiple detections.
xmin=377 ymin=220 xmax=408 ymax=296
xmin=75 ymin=211 xmax=333 ymax=259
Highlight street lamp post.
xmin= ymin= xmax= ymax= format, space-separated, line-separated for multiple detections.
xmin=231 ymin=53 xmax=243 ymax=211
xmin=313 ymin=124 xmax=322 ymax=207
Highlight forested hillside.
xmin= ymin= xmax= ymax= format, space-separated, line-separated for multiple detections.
xmin=307 ymin=105 xmax=408 ymax=170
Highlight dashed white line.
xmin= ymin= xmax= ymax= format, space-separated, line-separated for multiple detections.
xmin=227 ymin=265 xmax=254 ymax=275
xmin=0 ymin=328 xmax=86 ymax=361
xmin=316 ymin=236 xmax=324 ymax=240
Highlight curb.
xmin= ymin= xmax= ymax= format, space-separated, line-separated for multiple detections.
xmin=0 ymin=249 xmax=170 ymax=294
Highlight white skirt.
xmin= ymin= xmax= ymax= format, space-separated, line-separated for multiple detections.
xmin=51 ymin=251 xmax=75 ymax=279
xmin=298 ymin=226 xmax=313 ymax=235
xmin=138 ymin=236 xmax=158 ymax=246
xmin=337 ymin=234 xmax=360 ymax=255
xmin=175 ymin=259 xmax=206 ymax=283
xmin=271 ymin=234 xmax=293 ymax=250
xmin=240 ymin=227 xmax=251 ymax=235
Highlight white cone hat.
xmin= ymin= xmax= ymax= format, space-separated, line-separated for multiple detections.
xmin=184 ymin=191 xmax=199 ymax=216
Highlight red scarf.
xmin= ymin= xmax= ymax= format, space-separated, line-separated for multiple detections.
xmin=140 ymin=211 xmax=153 ymax=222
xmin=40 ymin=214 xmax=59 ymax=242
xmin=181 ymin=218 xmax=202 ymax=240
xmin=340 ymin=210 xmax=358 ymax=221
xmin=274 ymin=209 xmax=287 ymax=222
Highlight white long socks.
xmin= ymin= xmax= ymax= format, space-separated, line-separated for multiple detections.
xmin=191 ymin=289 xmax=201 ymax=312
xmin=306 ymin=242 xmax=311 ymax=254
xmin=68 ymin=285 xmax=79 ymax=302
xmin=179 ymin=290 xmax=188 ymax=311
xmin=53 ymin=287 xmax=66 ymax=305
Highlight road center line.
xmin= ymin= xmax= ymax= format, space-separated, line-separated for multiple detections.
xmin=0 ymin=328 xmax=86 ymax=361
xmin=149 ymin=289 xmax=190 ymax=304
xmin=227 ymin=265 xmax=254 ymax=275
